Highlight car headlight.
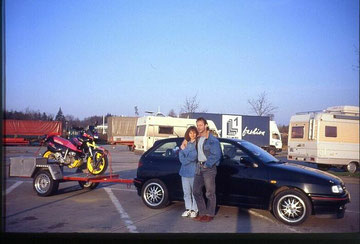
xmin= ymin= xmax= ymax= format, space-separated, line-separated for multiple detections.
xmin=331 ymin=185 xmax=344 ymax=194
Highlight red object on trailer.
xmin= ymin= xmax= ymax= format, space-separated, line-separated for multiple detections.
xmin=4 ymin=119 xmax=62 ymax=136
xmin=3 ymin=120 xmax=62 ymax=145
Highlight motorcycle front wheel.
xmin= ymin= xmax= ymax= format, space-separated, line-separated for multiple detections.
xmin=87 ymin=151 xmax=108 ymax=175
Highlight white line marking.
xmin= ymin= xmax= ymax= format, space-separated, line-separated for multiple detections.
xmin=346 ymin=210 xmax=360 ymax=214
xmin=104 ymin=187 xmax=138 ymax=233
xmin=106 ymin=188 xmax=137 ymax=192
xmin=248 ymin=209 xmax=301 ymax=233
xmin=6 ymin=181 xmax=23 ymax=195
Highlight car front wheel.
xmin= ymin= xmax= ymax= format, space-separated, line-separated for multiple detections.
xmin=141 ymin=179 xmax=169 ymax=209
xmin=272 ymin=189 xmax=311 ymax=226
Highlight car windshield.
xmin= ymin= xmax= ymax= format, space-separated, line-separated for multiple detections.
xmin=236 ymin=140 xmax=279 ymax=164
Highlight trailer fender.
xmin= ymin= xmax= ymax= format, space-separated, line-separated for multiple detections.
xmin=32 ymin=164 xmax=63 ymax=180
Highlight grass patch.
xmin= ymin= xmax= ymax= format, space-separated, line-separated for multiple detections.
xmin=328 ymin=171 xmax=360 ymax=178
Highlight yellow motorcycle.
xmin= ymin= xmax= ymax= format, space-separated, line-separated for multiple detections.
xmin=42 ymin=126 xmax=108 ymax=175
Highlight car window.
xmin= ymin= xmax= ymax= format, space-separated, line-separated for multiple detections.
xmin=149 ymin=141 xmax=179 ymax=158
xmin=221 ymin=142 xmax=249 ymax=166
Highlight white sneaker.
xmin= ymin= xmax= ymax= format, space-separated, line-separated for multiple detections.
xmin=190 ymin=211 xmax=198 ymax=218
xmin=182 ymin=210 xmax=191 ymax=217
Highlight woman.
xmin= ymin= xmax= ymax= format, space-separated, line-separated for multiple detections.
xmin=179 ymin=126 xmax=199 ymax=218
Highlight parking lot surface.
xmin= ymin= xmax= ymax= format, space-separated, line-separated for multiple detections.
xmin=2 ymin=145 xmax=360 ymax=234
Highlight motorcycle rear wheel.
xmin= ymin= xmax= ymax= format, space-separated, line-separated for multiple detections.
xmin=87 ymin=152 xmax=108 ymax=175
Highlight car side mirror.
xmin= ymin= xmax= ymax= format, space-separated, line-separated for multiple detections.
xmin=240 ymin=157 xmax=258 ymax=168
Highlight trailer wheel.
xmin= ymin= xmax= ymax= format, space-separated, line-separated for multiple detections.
xmin=33 ymin=170 xmax=59 ymax=197
xmin=76 ymin=168 xmax=100 ymax=190
xmin=318 ymin=164 xmax=330 ymax=171
xmin=346 ymin=162 xmax=358 ymax=174
xmin=78 ymin=181 xmax=100 ymax=190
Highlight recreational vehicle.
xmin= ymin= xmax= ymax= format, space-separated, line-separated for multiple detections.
xmin=134 ymin=116 xmax=218 ymax=154
xmin=287 ymin=106 xmax=359 ymax=173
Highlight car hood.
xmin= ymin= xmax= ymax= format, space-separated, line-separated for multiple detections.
xmin=268 ymin=162 xmax=343 ymax=185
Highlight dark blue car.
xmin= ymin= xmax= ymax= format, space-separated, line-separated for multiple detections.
xmin=133 ymin=137 xmax=350 ymax=226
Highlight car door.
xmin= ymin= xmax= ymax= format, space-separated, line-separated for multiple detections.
xmin=216 ymin=141 xmax=268 ymax=208
xmin=145 ymin=140 xmax=183 ymax=199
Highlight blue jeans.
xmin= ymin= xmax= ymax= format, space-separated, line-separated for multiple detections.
xmin=181 ymin=176 xmax=198 ymax=212
xmin=193 ymin=164 xmax=217 ymax=217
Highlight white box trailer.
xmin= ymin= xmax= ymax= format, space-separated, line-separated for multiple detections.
xmin=134 ymin=115 xmax=218 ymax=154
xmin=183 ymin=112 xmax=282 ymax=155
xmin=287 ymin=106 xmax=359 ymax=173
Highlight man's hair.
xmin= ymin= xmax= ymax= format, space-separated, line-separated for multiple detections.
xmin=184 ymin=126 xmax=198 ymax=141
xmin=196 ymin=117 xmax=209 ymax=130
xmin=196 ymin=117 xmax=208 ymax=125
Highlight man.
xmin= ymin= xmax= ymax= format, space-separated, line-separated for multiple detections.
xmin=192 ymin=117 xmax=221 ymax=222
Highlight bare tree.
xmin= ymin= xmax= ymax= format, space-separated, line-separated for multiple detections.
xmin=168 ymin=109 xmax=177 ymax=117
xmin=248 ymin=92 xmax=278 ymax=117
xmin=180 ymin=94 xmax=200 ymax=114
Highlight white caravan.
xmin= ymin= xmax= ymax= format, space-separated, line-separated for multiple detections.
xmin=134 ymin=116 xmax=219 ymax=154
xmin=287 ymin=106 xmax=359 ymax=173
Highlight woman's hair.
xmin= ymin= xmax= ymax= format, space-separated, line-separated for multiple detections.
xmin=184 ymin=126 xmax=198 ymax=141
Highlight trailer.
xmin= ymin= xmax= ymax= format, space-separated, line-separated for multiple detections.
xmin=3 ymin=120 xmax=62 ymax=146
xmin=9 ymin=156 xmax=134 ymax=197
xmin=182 ymin=112 xmax=282 ymax=155
xmin=107 ymin=117 xmax=138 ymax=151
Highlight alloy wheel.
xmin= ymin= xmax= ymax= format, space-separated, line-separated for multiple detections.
xmin=276 ymin=194 xmax=306 ymax=224
xmin=143 ymin=183 xmax=164 ymax=207
xmin=34 ymin=173 xmax=51 ymax=194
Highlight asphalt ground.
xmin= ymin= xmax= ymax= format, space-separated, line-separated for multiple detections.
xmin=2 ymin=145 xmax=360 ymax=235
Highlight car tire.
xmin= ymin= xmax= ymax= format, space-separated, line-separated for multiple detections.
xmin=141 ymin=179 xmax=169 ymax=209
xmin=33 ymin=169 xmax=59 ymax=197
xmin=346 ymin=161 xmax=358 ymax=174
xmin=272 ymin=189 xmax=311 ymax=226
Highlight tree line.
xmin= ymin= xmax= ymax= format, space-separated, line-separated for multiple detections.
xmin=5 ymin=91 xmax=283 ymax=129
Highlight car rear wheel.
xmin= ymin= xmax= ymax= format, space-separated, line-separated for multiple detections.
xmin=141 ymin=179 xmax=169 ymax=209
xmin=272 ymin=189 xmax=311 ymax=226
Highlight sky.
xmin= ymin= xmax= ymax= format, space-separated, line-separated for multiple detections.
xmin=4 ymin=0 xmax=359 ymax=125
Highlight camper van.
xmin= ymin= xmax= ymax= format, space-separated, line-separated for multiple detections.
xmin=287 ymin=106 xmax=359 ymax=173
xmin=134 ymin=116 xmax=218 ymax=154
